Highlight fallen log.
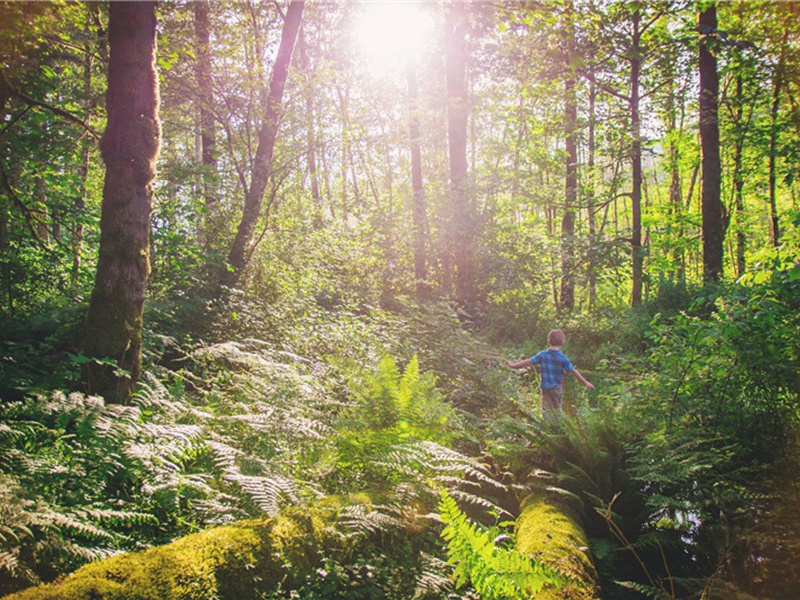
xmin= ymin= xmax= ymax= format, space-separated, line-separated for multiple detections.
xmin=515 ymin=493 xmax=599 ymax=599
xmin=2 ymin=508 xmax=334 ymax=600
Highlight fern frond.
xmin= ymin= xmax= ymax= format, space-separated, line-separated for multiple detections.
xmin=224 ymin=472 xmax=299 ymax=516
xmin=439 ymin=489 xmax=565 ymax=600
xmin=614 ymin=579 xmax=672 ymax=599
xmin=46 ymin=511 xmax=116 ymax=543
xmin=337 ymin=503 xmax=404 ymax=537
xmin=132 ymin=374 xmax=184 ymax=418
xmin=413 ymin=553 xmax=453 ymax=599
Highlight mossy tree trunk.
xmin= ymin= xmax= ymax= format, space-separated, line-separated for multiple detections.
xmin=83 ymin=2 xmax=160 ymax=404
xmin=515 ymin=494 xmax=599 ymax=599
xmin=2 ymin=511 xmax=334 ymax=600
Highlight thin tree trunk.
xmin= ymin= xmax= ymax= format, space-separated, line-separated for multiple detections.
xmin=33 ymin=176 xmax=49 ymax=247
xmin=297 ymin=31 xmax=322 ymax=226
xmin=560 ymin=1 xmax=577 ymax=313
xmin=194 ymin=0 xmax=219 ymax=248
xmin=83 ymin=2 xmax=160 ymax=404
xmin=562 ymin=72 xmax=577 ymax=312
xmin=407 ymin=58 xmax=428 ymax=300
xmin=699 ymin=4 xmax=724 ymax=283
xmin=72 ymin=5 xmax=94 ymax=290
xmin=445 ymin=0 xmax=476 ymax=312
xmin=733 ymin=71 xmax=746 ymax=278
xmin=336 ymin=84 xmax=350 ymax=224
xmin=587 ymin=77 xmax=597 ymax=308
xmin=668 ymin=90 xmax=685 ymax=284
xmin=630 ymin=9 xmax=643 ymax=305
xmin=768 ymin=29 xmax=788 ymax=248
xmin=220 ymin=0 xmax=304 ymax=291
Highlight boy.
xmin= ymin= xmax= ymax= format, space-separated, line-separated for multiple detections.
xmin=505 ymin=329 xmax=594 ymax=416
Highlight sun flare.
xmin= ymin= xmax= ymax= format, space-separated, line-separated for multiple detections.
xmin=352 ymin=1 xmax=434 ymax=74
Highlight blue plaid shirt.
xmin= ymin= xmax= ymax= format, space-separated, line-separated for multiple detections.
xmin=530 ymin=349 xmax=574 ymax=390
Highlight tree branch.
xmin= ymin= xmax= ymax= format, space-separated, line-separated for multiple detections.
xmin=2 ymin=73 xmax=100 ymax=140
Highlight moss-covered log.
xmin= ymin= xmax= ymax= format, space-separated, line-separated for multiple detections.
xmin=515 ymin=493 xmax=599 ymax=599
xmin=1 ymin=509 xmax=335 ymax=600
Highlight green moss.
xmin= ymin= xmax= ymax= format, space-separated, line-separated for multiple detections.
xmin=3 ymin=510 xmax=337 ymax=600
xmin=515 ymin=493 xmax=599 ymax=600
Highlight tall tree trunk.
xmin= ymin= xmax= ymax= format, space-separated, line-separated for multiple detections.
xmin=220 ymin=0 xmax=304 ymax=291
xmin=338 ymin=84 xmax=350 ymax=225
xmin=72 ymin=4 xmax=94 ymax=290
xmin=194 ymin=0 xmax=219 ymax=248
xmin=83 ymin=2 xmax=160 ymax=404
xmin=630 ymin=9 xmax=643 ymax=306
xmin=699 ymin=4 xmax=724 ymax=283
xmin=407 ymin=58 xmax=428 ymax=301
xmin=768 ymin=29 xmax=788 ymax=248
xmin=445 ymin=0 xmax=476 ymax=312
xmin=297 ymin=31 xmax=322 ymax=227
xmin=560 ymin=1 xmax=577 ymax=313
xmin=667 ymin=81 xmax=685 ymax=284
xmin=561 ymin=73 xmax=577 ymax=312
xmin=587 ymin=76 xmax=597 ymax=308
xmin=33 ymin=175 xmax=49 ymax=247
xmin=733 ymin=71 xmax=747 ymax=278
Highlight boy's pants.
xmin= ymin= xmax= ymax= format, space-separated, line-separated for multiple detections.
xmin=541 ymin=385 xmax=564 ymax=417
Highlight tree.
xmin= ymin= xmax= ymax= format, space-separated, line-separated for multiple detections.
xmin=219 ymin=0 xmax=305 ymax=292
xmin=194 ymin=0 xmax=220 ymax=248
xmin=560 ymin=0 xmax=578 ymax=313
xmin=588 ymin=2 xmax=671 ymax=305
xmin=83 ymin=2 xmax=160 ymax=404
xmin=698 ymin=3 xmax=725 ymax=283
xmin=408 ymin=58 xmax=429 ymax=301
xmin=767 ymin=26 xmax=789 ymax=248
xmin=444 ymin=0 xmax=477 ymax=312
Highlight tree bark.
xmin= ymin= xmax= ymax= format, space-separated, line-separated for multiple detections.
xmin=407 ymin=58 xmax=428 ymax=301
xmin=72 ymin=4 xmax=94 ymax=291
xmin=297 ymin=30 xmax=322 ymax=227
xmin=630 ymin=9 xmax=643 ymax=306
xmin=767 ymin=29 xmax=788 ymax=248
xmin=587 ymin=76 xmax=597 ymax=308
xmin=194 ymin=0 xmax=220 ymax=248
xmin=445 ymin=0 xmax=477 ymax=312
xmin=560 ymin=1 xmax=577 ymax=313
xmin=219 ymin=0 xmax=304 ymax=291
xmin=699 ymin=4 xmax=724 ymax=283
xmin=561 ymin=72 xmax=577 ymax=312
xmin=733 ymin=71 xmax=747 ymax=278
xmin=667 ymin=81 xmax=685 ymax=284
xmin=83 ymin=2 xmax=160 ymax=404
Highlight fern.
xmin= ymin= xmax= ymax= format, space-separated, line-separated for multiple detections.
xmin=413 ymin=553 xmax=454 ymax=599
xmin=223 ymin=472 xmax=300 ymax=517
xmin=438 ymin=489 xmax=565 ymax=600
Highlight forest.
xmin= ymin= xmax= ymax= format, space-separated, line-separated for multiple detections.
xmin=0 ymin=0 xmax=799 ymax=598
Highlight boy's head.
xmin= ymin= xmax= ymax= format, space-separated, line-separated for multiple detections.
xmin=547 ymin=329 xmax=566 ymax=348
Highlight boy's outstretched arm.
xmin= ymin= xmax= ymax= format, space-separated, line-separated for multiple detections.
xmin=505 ymin=358 xmax=531 ymax=370
xmin=571 ymin=368 xmax=595 ymax=390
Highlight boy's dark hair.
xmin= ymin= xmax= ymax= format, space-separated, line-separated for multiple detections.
xmin=547 ymin=329 xmax=566 ymax=347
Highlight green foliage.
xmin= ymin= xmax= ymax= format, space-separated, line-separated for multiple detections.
xmin=439 ymin=488 xmax=566 ymax=600
xmin=0 ymin=393 xmax=158 ymax=595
